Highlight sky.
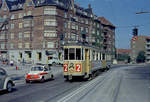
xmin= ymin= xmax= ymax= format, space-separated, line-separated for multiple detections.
xmin=76 ymin=0 xmax=150 ymax=49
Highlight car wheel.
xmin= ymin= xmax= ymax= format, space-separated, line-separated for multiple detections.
xmin=51 ymin=74 xmax=54 ymax=80
xmin=40 ymin=77 xmax=45 ymax=83
xmin=26 ymin=80 xmax=30 ymax=83
xmin=7 ymin=82 xmax=13 ymax=92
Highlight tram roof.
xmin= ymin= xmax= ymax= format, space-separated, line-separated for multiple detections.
xmin=64 ymin=42 xmax=101 ymax=51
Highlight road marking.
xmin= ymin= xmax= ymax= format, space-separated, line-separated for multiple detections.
xmin=57 ymin=72 xmax=112 ymax=102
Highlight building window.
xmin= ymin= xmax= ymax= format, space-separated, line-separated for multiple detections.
xmin=85 ymin=19 xmax=88 ymax=24
xmin=19 ymin=32 xmax=23 ymax=39
xmin=97 ymin=31 xmax=100 ymax=35
xmin=37 ymin=52 xmax=42 ymax=61
xmin=10 ymin=14 xmax=15 ymax=19
xmin=11 ymin=24 xmax=14 ymax=29
xmin=24 ymin=20 xmax=31 ymax=27
xmin=64 ymin=22 xmax=67 ymax=28
xmin=27 ymin=11 xmax=32 ymax=16
xmin=71 ymin=33 xmax=76 ymax=40
xmin=19 ymin=23 xmax=23 ymax=28
xmin=44 ymin=8 xmax=57 ymax=15
xmin=10 ymin=44 xmax=14 ymax=49
xmin=18 ymin=43 xmax=22 ymax=48
xmin=71 ymin=23 xmax=76 ymax=30
xmin=81 ymin=27 xmax=84 ymax=31
xmin=0 ymin=34 xmax=5 ymax=39
xmin=64 ymin=12 xmax=67 ymax=18
xmin=44 ymin=30 xmax=57 ymax=37
xmin=76 ymin=25 xmax=78 ymax=30
xmin=3 ymin=15 xmax=7 ymax=19
xmin=18 ymin=13 xmax=23 ymax=18
xmin=10 ymin=33 xmax=14 ymax=39
xmin=25 ymin=43 xmax=30 ymax=48
xmin=86 ymin=28 xmax=88 ymax=33
xmin=1 ymin=43 xmax=5 ymax=49
xmin=47 ymin=42 xmax=55 ymax=48
xmin=44 ymin=19 xmax=57 ymax=26
xmin=24 ymin=31 xmax=30 ymax=38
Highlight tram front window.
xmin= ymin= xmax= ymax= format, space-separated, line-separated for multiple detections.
xmin=69 ymin=48 xmax=75 ymax=60
xmin=64 ymin=49 xmax=68 ymax=60
xmin=76 ymin=48 xmax=81 ymax=60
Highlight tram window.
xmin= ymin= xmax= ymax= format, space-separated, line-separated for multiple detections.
xmin=93 ymin=51 xmax=95 ymax=60
xmin=69 ymin=48 xmax=75 ymax=60
xmin=102 ymin=54 xmax=105 ymax=60
xmin=82 ymin=48 xmax=84 ymax=60
xmin=64 ymin=49 xmax=68 ymax=60
xmin=76 ymin=48 xmax=81 ymax=60
xmin=97 ymin=53 xmax=98 ymax=60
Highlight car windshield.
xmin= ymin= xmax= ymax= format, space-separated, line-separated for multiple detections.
xmin=31 ymin=66 xmax=43 ymax=71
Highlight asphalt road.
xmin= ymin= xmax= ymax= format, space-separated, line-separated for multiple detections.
xmin=0 ymin=65 xmax=150 ymax=102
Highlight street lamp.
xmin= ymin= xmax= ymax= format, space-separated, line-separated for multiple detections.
xmin=136 ymin=11 xmax=149 ymax=14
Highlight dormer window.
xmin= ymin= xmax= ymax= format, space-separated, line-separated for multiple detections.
xmin=3 ymin=7 xmax=7 ymax=11
xmin=27 ymin=1 xmax=33 ymax=7
xmin=10 ymin=14 xmax=15 ymax=20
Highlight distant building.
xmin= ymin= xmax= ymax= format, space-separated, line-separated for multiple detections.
xmin=117 ymin=49 xmax=131 ymax=64
xmin=131 ymin=35 xmax=150 ymax=63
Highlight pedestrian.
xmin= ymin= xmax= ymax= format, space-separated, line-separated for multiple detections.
xmin=10 ymin=60 xmax=14 ymax=66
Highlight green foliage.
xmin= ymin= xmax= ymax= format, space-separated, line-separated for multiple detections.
xmin=136 ymin=51 xmax=146 ymax=63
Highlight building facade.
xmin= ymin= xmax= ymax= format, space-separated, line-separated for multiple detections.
xmin=0 ymin=0 xmax=115 ymax=64
xmin=131 ymin=35 xmax=150 ymax=63
xmin=98 ymin=17 xmax=116 ymax=61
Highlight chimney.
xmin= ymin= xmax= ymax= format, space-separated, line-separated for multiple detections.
xmin=88 ymin=4 xmax=91 ymax=9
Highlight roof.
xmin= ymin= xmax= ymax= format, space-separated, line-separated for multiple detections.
xmin=117 ymin=49 xmax=131 ymax=53
xmin=4 ymin=0 xmax=92 ymax=16
xmin=136 ymin=35 xmax=150 ymax=40
xmin=6 ymin=0 xmax=25 ymax=11
xmin=144 ymin=36 xmax=150 ymax=40
xmin=5 ymin=0 xmax=72 ymax=11
xmin=98 ymin=17 xmax=115 ymax=27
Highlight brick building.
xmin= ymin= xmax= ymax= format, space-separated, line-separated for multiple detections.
xmin=0 ymin=0 xmax=115 ymax=64
xmin=98 ymin=17 xmax=116 ymax=61
xmin=131 ymin=35 xmax=150 ymax=63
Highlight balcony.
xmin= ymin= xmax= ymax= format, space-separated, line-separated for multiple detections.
xmin=146 ymin=46 xmax=150 ymax=49
xmin=146 ymin=42 xmax=150 ymax=45
xmin=146 ymin=51 xmax=150 ymax=54
xmin=146 ymin=56 xmax=150 ymax=60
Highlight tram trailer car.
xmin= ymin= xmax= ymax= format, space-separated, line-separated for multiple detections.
xmin=63 ymin=44 xmax=110 ymax=81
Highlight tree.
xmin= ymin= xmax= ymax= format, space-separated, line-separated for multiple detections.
xmin=136 ymin=51 xmax=146 ymax=63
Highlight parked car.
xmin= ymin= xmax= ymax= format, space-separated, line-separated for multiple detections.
xmin=0 ymin=68 xmax=15 ymax=92
xmin=25 ymin=65 xmax=54 ymax=83
xmin=48 ymin=56 xmax=63 ymax=66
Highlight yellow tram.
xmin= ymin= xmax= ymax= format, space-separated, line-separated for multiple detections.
xmin=63 ymin=43 xmax=111 ymax=81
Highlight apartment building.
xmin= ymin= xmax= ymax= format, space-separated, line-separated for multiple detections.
xmin=98 ymin=17 xmax=116 ymax=61
xmin=0 ymin=0 xmax=115 ymax=64
xmin=131 ymin=35 xmax=150 ymax=63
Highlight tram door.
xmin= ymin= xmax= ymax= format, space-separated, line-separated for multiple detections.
xmin=85 ymin=49 xmax=90 ymax=73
